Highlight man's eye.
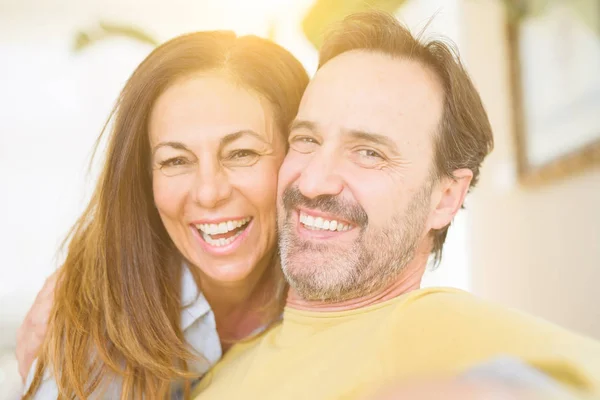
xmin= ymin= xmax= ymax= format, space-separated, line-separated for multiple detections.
xmin=289 ymin=136 xmax=319 ymax=154
xmin=357 ymin=149 xmax=383 ymax=159
xmin=351 ymin=148 xmax=386 ymax=168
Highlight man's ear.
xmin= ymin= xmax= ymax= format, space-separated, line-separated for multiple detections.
xmin=429 ymin=168 xmax=472 ymax=231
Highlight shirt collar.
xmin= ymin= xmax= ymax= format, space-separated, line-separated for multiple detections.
xmin=180 ymin=264 xmax=213 ymax=331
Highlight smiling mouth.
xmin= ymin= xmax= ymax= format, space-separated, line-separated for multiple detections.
xmin=299 ymin=211 xmax=354 ymax=232
xmin=195 ymin=217 xmax=252 ymax=247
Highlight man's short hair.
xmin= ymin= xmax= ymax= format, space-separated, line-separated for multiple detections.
xmin=318 ymin=11 xmax=494 ymax=265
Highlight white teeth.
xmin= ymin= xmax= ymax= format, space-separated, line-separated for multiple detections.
xmin=299 ymin=212 xmax=351 ymax=232
xmin=315 ymin=217 xmax=323 ymax=228
xmin=336 ymin=222 xmax=350 ymax=232
xmin=196 ymin=217 xmax=250 ymax=235
xmin=195 ymin=217 xmax=251 ymax=247
xmin=306 ymin=215 xmax=314 ymax=226
xmin=329 ymin=220 xmax=337 ymax=231
xmin=201 ymin=230 xmax=244 ymax=247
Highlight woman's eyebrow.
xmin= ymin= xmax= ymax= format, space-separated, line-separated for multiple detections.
xmin=152 ymin=141 xmax=190 ymax=155
xmin=220 ymin=130 xmax=268 ymax=146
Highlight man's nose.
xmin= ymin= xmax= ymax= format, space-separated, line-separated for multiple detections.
xmin=297 ymin=149 xmax=344 ymax=199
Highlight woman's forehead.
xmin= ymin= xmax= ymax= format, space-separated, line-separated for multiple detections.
xmin=149 ymin=74 xmax=279 ymax=146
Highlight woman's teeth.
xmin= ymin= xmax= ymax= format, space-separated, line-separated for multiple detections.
xmin=299 ymin=212 xmax=351 ymax=232
xmin=196 ymin=218 xmax=251 ymax=235
xmin=202 ymin=230 xmax=244 ymax=247
xmin=195 ymin=217 xmax=251 ymax=247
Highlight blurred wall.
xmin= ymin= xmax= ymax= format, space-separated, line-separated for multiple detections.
xmin=462 ymin=0 xmax=600 ymax=339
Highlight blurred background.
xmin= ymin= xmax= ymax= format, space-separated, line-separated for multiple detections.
xmin=1 ymin=0 xmax=599 ymax=396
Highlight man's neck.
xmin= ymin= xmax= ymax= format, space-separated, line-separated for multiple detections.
xmin=286 ymin=255 xmax=427 ymax=313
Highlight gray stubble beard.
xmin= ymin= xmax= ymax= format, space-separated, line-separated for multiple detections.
xmin=278 ymin=183 xmax=432 ymax=303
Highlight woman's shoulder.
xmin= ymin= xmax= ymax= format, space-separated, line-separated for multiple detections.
xmin=24 ymin=266 xmax=222 ymax=399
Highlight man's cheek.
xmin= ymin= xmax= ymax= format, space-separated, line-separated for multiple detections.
xmin=277 ymin=156 xmax=302 ymax=194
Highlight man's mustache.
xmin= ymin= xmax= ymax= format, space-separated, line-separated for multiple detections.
xmin=281 ymin=186 xmax=368 ymax=227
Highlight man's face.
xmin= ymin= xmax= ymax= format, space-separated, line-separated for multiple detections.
xmin=277 ymin=50 xmax=445 ymax=302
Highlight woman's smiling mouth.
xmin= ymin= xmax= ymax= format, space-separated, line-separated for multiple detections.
xmin=192 ymin=217 xmax=253 ymax=253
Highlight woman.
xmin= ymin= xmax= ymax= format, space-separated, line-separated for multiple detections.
xmin=21 ymin=30 xmax=309 ymax=399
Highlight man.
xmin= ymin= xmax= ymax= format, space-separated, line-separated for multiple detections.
xmin=192 ymin=11 xmax=600 ymax=399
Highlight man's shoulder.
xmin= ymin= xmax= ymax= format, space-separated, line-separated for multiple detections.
xmin=395 ymin=287 xmax=591 ymax=341
xmin=387 ymin=287 xmax=600 ymax=391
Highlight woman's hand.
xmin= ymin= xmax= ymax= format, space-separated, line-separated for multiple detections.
xmin=16 ymin=270 xmax=58 ymax=382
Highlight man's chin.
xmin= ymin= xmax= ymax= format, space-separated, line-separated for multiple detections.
xmin=282 ymin=258 xmax=357 ymax=300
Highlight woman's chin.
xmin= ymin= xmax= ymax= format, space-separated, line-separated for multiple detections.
xmin=198 ymin=261 xmax=258 ymax=285
xmin=184 ymin=225 xmax=276 ymax=286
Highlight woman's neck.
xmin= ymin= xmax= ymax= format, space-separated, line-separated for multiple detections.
xmin=199 ymin=254 xmax=285 ymax=349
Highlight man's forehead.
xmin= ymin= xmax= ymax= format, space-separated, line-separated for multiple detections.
xmin=297 ymin=50 xmax=444 ymax=139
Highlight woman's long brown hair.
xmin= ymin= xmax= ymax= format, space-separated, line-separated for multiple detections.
xmin=24 ymin=31 xmax=308 ymax=399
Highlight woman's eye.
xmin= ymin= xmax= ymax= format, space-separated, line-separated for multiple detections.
xmin=157 ymin=157 xmax=194 ymax=176
xmin=230 ymin=149 xmax=258 ymax=159
xmin=160 ymin=157 xmax=188 ymax=167
xmin=224 ymin=149 xmax=261 ymax=167
xmin=289 ymin=136 xmax=319 ymax=154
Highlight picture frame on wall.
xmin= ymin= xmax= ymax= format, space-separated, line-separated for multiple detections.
xmin=506 ymin=0 xmax=600 ymax=184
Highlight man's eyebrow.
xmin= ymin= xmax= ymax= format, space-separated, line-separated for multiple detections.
xmin=289 ymin=119 xmax=318 ymax=133
xmin=346 ymin=129 xmax=399 ymax=152
xmin=289 ymin=121 xmax=398 ymax=152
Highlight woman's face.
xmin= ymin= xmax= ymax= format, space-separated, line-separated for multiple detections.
xmin=149 ymin=73 xmax=285 ymax=285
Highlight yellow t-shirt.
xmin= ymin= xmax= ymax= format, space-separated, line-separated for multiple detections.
xmin=193 ymin=288 xmax=600 ymax=399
